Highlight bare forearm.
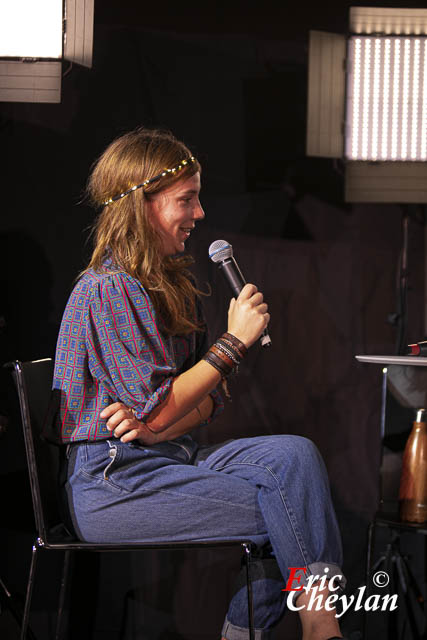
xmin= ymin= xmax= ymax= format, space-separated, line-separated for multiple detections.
xmin=144 ymin=360 xmax=221 ymax=433
xmin=100 ymin=366 xmax=219 ymax=445
xmin=143 ymin=394 xmax=214 ymax=444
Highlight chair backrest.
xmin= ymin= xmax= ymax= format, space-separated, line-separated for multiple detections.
xmin=7 ymin=359 xmax=62 ymax=541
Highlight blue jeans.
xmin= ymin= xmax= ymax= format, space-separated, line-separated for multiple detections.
xmin=63 ymin=434 xmax=345 ymax=640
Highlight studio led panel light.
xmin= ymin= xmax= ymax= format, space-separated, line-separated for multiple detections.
xmin=307 ymin=7 xmax=427 ymax=202
xmin=345 ymin=35 xmax=427 ymax=162
xmin=0 ymin=0 xmax=93 ymax=103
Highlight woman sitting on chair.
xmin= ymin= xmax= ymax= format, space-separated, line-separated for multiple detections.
xmin=53 ymin=127 xmax=346 ymax=640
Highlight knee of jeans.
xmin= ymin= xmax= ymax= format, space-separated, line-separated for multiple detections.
xmin=284 ymin=435 xmax=322 ymax=467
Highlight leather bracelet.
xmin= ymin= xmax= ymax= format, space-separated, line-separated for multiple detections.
xmin=222 ymin=332 xmax=248 ymax=356
xmin=208 ymin=349 xmax=233 ymax=375
xmin=203 ymin=350 xmax=232 ymax=378
xmin=215 ymin=339 xmax=242 ymax=364
xmin=203 ymin=353 xmax=225 ymax=377
xmin=219 ymin=337 xmax=245 ymax=361
xmin=211 ymin=343 xmax=236 ymax=367
xmin=203 ymin=341 xmax=237 ymax=402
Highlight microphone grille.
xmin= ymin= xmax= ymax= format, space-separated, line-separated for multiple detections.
xmin=208 ymin=239 xmax=233 ymax=263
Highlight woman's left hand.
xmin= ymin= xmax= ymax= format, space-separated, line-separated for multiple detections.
xmin=100 ymin=403 xmax=160 ymax=445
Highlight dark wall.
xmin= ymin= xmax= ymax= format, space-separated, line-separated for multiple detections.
xmin=0 ymin=2 xmax=426 ymax=639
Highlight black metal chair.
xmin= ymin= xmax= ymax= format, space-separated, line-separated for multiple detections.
xmin=6 ymin=358 xmax=255 ymax=640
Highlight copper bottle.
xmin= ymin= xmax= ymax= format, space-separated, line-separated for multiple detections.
xmin=399 ymin=408 xmax=427 ymax=523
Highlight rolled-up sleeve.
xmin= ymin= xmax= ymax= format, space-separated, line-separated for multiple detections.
xmin=202 ymin=388 xmax=224 ymax=425
xmin=85 ymin=272 xmax=175 ymax=421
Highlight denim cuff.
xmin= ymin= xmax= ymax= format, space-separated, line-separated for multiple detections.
xmin=221 ymin=618 xmax=273 ymax=640
xmin=289 ymin=561 xmax=346 ymax=606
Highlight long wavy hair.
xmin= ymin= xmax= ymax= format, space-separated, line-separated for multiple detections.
xmin=85 ymin=127 xmax=203 ymax=336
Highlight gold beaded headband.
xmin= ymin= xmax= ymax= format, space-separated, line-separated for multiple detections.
xmin=103 ymin=156 xmax=196 ymax=206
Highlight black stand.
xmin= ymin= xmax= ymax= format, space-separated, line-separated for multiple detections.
xmin=353 ymin=358 xmax=427 ymax=639
xmin=365 ymin=514 xmax=427 ymax=640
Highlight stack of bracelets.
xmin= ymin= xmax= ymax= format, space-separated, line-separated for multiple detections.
xmin=203 ymin=332 xmax=247 ymax=399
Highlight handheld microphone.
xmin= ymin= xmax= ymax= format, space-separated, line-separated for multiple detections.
xmin=208 ymin=239 xmax=272 ymax=348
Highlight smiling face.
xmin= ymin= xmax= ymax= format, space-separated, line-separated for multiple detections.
xmin=146 ymin=172 xmax=204 ymax=256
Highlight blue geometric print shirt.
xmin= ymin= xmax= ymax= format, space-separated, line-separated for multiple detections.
xmin=52 ymin=265 xmax=223 ymax=443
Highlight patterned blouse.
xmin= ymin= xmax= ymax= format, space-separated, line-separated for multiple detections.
xmin=52 ymin=262 xmax=223 ymax=443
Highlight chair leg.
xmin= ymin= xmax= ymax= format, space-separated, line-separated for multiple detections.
xmin=242 ymin=543 xmax=254 ymax=640
xmin=55 ymin=550 xmax=73 ymax=640
xmin=21 ymin=543 xmax=39 ymax=640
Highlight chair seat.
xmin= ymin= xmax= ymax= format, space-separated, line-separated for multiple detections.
xmin=42 ymin=530 xmax=254 ymax=552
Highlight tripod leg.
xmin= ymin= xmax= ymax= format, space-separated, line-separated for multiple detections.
xmin=364 ymin=520 xmax=381 ymax=640
xmin=382 ymin=542 xmax=399 ymax=640
xmin=400 ymin=553 xmax=424 ymax=609
xmin=396 ymin=554 xmax=423 ymax=640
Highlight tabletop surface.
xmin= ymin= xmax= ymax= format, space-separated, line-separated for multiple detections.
xmin=356 ymin=355 xmax=427 ymax=367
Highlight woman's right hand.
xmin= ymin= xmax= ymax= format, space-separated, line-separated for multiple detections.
xmin=101 ymin=403 xmax=163 ymax=443
xmin=227 ymin=283 xmax=270 ymax=348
